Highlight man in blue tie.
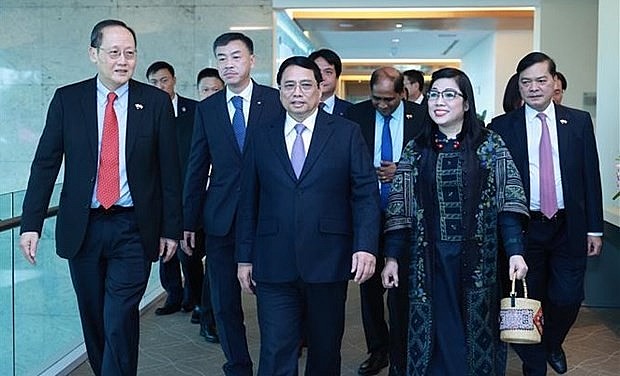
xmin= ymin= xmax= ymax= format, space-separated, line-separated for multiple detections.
xmin=236 ymin=56 xmax=380 ymax=376
xmin=183 ymin=32 xmax=281 ymax=376
xmin=346 ymin=67 xmax=425 ymax=376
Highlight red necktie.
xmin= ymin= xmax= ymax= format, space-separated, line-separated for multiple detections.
xmin=97 ymin=92 xmax=120 ymax=208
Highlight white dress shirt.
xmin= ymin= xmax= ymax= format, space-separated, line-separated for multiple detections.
xmin=525 ymin=102 xmax=565 ymax=211
xmin=226 ymin=81 xmax=253 ymax=127
xmin=372 ymin=101 xmax=405 ymax=167
xmin=321 ymin=94 xmax=336 ymax=114
xmin=284 ymin=110 xmax=318 ymax=159
xmin=92 ymin=78 xmax=133 ymax=207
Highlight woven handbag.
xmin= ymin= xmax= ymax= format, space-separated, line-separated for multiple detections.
xmin=499 ymin=276 xmax=543 ymax=344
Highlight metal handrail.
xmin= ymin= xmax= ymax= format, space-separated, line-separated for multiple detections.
xmin=0 ymin=207 xmax=59 ymax=233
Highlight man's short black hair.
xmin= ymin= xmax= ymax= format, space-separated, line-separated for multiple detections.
xmin=308 ymin=48 xmax=343 ymax=77
xmin=90 ymin=19 xmax=136 ymax=48
xmin=403 ymin=69 xmax=424 ymax=88
xmin=276 ymin=56 xmax=322 ymax=86
xmin=146 ymin=61 xmax=175 ymax=79
xmin=554 ymin=71 xmax=567 ymax=90
xmin=516 ymin=51 xmax=557 ymax=77
xmin=213 ymin=32 xmax=254 ymax=54
xmin=196 ymin=67 xmax=223 ymax=86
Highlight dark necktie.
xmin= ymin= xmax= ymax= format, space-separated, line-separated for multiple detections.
xmin=291 ymin=123 xmax=306 ymax=178
xmin=319 ymin=102 xmax=326 ymax=111
xmin=97 ymin=92 xmax=120 ymax=209
xmin=380 ymin=114 xmax=393 ymax=209
xmin=538 ymin=113 xmax=558 ymax=218
xmin=231 ymin=96 xmax=246 ymax=151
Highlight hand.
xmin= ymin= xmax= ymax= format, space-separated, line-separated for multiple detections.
xmin=237 ymin=263 xmax=255 ymax=294
xmin=20 ymin=231 xmax=40 ymax=264
xmin=180 ymin=231 xmax=195 ymax=256
xmin=587 ymin=235 xmax=602 ymax=256
xmin=509 ymin=255 xmax=528 ymax=280
xmin=381 ymin=257 xmax=399 ymax=288
xmin=351 ymin=251 xmax=376 ymax=284
xmin=377 ymin=161 xmax=397 ymax=183
xmin=159 ymin=237 xmax=178 ymax=262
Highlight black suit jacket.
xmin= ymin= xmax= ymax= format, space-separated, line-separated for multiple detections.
xmin=490 ymin=105 xmax=603 ymax=255
xmin=175 ymin=95 xmax=197 ymax=184
xmin=236 ymin=110 xmax=380 ymax=283
xmin=344 ymin=99 xmax=425 ymax=160
xmin=21 ymin=78 xmax=183 ymax=261
xmin=184 ymin=82 xmax=282 ymax=236
xmin=333 ymin=96 xmax=353 ymax=117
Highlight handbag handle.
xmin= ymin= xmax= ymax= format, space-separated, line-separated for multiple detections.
xmin=510 ymin=273 xmax=528 ymax=299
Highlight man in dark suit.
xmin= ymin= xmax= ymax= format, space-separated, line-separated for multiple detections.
xmin=308 ymin=48 xmax=352 ymax=116
xmin=19 ymin=20 xmax=182 ymax=376
xmin=403 ymin=69 xmax=426 ymax=105
xmin=345 ymin=67 xmax=425 ymax=376
xmin=236 ymin=56 xmax=380 ymax=376
xmin=183 ymin=32 xmax=281 ymax=376
xmin=146 ymin=61 xmax=205 ymax=321
xmin=490 ymin=52 xmax=603 ymax=376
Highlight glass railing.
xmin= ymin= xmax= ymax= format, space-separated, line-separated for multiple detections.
xmin=0 ymin=185 xmax=162 ymax=376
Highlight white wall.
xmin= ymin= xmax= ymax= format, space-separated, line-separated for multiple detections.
xmin=494 ymin=30 xmax=534 ymax=116
xmin=461 ymin=34 xmax=495 ymax=123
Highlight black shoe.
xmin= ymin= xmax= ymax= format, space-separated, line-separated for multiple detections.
xmin=547 ymin=347 xmax=567 ymax=374
xmin=181 ymin=303 xmax=195 ymax=313
xmin=190 ymin=308 xmax=201 ymax=324
xmin=155 ymin=304 xmax=181 ymax=316
xmin=200 ymin=324 xmax=220 ymax=343
xmin=358 ymin=352 xmax=388 ymax=376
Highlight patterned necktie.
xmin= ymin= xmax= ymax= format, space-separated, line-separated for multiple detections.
xmin=538 ymin=113 xmax=558 ymax=218
xmin=380 ymin=114 xmax=393 ymax=209
xmin=97 ymin=92 xmax=120 ymax=209
xmin=231 ymin=96 xmax=246 ymax=151
xmin=291 ymin=123 xmax=306 ymax=178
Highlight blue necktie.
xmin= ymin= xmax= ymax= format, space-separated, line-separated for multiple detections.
xmin=380 ymin=114 xmax=393 ymax=209
xmin=231 ymin=96 xmax=246 ymax=151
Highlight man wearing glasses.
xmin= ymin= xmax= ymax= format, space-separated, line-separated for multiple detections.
xmin=236 ymin=56 xmax=379 ymax=375
xmin=19 ymin=19 xmax=182 ymax=376
xmin=345 ymin=67 xmax=425 ymax=376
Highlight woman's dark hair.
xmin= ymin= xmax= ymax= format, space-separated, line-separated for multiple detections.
xmin=502 ymin=73 xmax=523 ymax=113
xmin=418 ymin=67 xmax=483 ymax=148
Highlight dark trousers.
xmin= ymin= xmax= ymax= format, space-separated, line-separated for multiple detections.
xmin=514 ymin=214 xmax=585 ymax=376
xmin=160 ymin=230 xmax=206 ymax=309
xmin=207 ymin=231 xmax=253 ymax=376
xmin=68 ymin=211 xmax=151 ymax=376
xmin=256 ymin=280 xmax=348 ymax=376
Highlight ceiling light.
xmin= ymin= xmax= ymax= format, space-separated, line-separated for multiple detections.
xmin=339 ymin=23 xmax=354 ymax=28
xmin=392 ymin=38 xmax=400 ymax=43
xmin=229 ymin=26 xmax=272 ymax=31
xmin=395 ymin=23 xmax=403 ymax=28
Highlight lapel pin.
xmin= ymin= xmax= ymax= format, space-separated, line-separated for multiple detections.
xmin=181 ymin=106 xmax=187 ymax=113
xmin=257 ymin=101 xmax=262 ymax=105
xmin=406 ymin=114 xmax=413 ymax=119
xmin=135 ymin=103 xmax=144 ymax=110
xmin=560 ymin=119 xmax=568 ymax=124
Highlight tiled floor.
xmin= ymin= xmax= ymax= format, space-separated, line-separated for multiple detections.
xmin=70 ymin=283 xmax=620 ymax=375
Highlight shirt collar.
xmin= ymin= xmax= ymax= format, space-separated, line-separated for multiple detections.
xmin=96 ymin=78 xmax=129 ymax=100
xmin=226 ymin=80 xmax=253 ymax=104
xmin=285 ymin=109 xmax=318 ymax=136
xmin=322 ymin=94 xmax=336 ymax=111
xmin=525 ymin=101 xmax=555 ymax=123
xmin=376 ymin=100 xmax=404 ymax=123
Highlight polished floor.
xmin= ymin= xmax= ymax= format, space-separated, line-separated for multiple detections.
xmin=70 ymin=283 xmax=620 ymax=376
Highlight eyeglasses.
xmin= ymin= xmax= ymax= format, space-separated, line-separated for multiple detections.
xmin=280 ymin=81 xmax=317 ymax=93
xmin=98 ymin=47 xmax=137 ymax=60
xmin=427 ymin=89 xmax=464 ymax=101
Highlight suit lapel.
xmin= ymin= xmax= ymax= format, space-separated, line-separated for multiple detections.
xmin=299 ymin=112 xmax=334 ymax=181
xmin=268 ymin=113 xmax=298 ymax=181
xmin=403 ymin=102 xmax=416 ymax=150
xmin=82 ymin=78 xmax=99 ymax=164
xmin=126 ymin=80 xmax=143 ymax=161
xmin=554 ymin=105 xmax=570 ymax=185
xmin=359 ymin=103 xmax=376 ymax=156
xmin=215 ymin=92 xmax=242 ymax=158
xmin=513 ymin=108 xmax=531 ymax=200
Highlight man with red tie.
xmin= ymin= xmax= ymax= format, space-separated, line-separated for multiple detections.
xmin=19 ymin=19 xmax=182 ymax=376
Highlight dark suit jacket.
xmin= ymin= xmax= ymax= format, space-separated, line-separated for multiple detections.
xmin=344 ymin=99 xmax=426 ymax=160
xmin=236 ymin=110 xmax=380 ymax=284
xmin=489 ymin=105 xmax=603 ymax=255
xmin=184 ymin=82 xmax=281 ymax=236
xmin=333 ymin=96 xmax=353 ymax=117
xmin=20 ymin=78 xmax=183 ymax=261
xmin=175 ymin=95 xmax=197 ymax=184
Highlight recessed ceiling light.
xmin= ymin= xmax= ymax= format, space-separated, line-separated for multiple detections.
xmin=339 ymin=23 xmax=354 ymax=28
xmin=392 ymin=38 xmax=400 ymax=43
xmin=395 ymin=23 xmax=403 ymax=28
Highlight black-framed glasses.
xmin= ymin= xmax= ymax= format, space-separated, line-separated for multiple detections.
xmin=427 ymin=89 xmax=464 ymax=101
xmin=98 ymin=47 xmax=137 ymax=60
